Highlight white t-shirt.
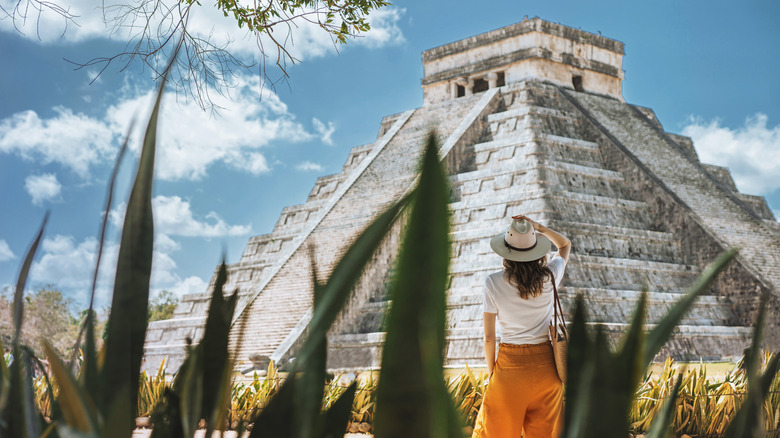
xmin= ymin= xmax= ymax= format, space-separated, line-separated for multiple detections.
xmin=482 ymin=254 xmax=566 ymax=345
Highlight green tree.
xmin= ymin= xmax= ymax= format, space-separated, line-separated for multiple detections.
xmin=0 ymin=286 xmax=79 ymax=357
xmin=148 ymin=290 xmax=179 ymax=322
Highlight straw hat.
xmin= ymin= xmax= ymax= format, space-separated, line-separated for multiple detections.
xmin=489 ymin=219 xmax=551 ymax=262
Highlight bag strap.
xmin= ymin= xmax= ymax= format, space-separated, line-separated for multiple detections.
xmin=551 ymin=276 xmax=567 ymax=337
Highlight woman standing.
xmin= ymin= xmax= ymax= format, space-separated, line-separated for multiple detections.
xmin=472 ymin=214 xmax=571 ymax=438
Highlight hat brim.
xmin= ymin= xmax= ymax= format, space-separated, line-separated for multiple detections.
xmin=490 ymin=232 xmax=552 ymax=262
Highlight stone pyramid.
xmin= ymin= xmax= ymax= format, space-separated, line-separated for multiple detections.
xmin=142 ymin=18 xmax=780 ymax=373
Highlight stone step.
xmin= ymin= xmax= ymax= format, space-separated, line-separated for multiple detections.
xmin=442 ymin=324 xmax=752 ymax=364
xmin=443 ymin=289 xmax=732 ymax=328
xmin=566 ymin=254 xmax=699 ymax=292
xmin=307 ymin=173 xmax=349 ymax=202
xmin=546 ymin=220 xmax=681 ymax=262
xmin=340 ymin=143 xmax=375 ymax=173
xmin=454 ymin=156 xmax=622 ymax=188
xmin=327 ymin=321 xmax=752 ymax=370
xmin=273 ymin=199 xmax=330 ymax=230
xmin=543 ymin=191 xmax=652 ymax=229
xmin=449 ymin=219 xmax=679 ymax=264
xmin=354 ymin=284 xmax=732 ymax=335
xmin=474 ymin=132 xmax=604 ymax=168
xmin=449 ymin=235 xmax=688 ymax=272
xmin=455 ymin=162 xmax=632 ymax=203
xmin=450 ymin=188 xmax=651 ymax=231
xmin=486 ymin=106 xmax=581 ymax=124
xmin=487 ymin=106 xmax=584 ymax=137
xmin=445 ymin=253 xmax=699 ymax=293
xmin=541 ymin=134 xmax=599 ymax=151
xmin=487 ymin=113 xmax=582 ymax=141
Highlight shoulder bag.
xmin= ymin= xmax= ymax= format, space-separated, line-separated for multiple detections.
xmin=548 ymin=277 xmax=568 ymax=382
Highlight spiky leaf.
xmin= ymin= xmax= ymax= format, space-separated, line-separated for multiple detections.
xmin=374 ymin=131 xmax=460 ymax=438
xmin=100 ymin=69 xmax=166 ymax=431
xmin=319 ymin=382 xmax=357 ymax=438
xmin=43 ymin=341 xmax=96 ymax=433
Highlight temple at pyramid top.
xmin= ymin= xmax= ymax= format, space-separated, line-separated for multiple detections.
xmin=421 ymin=18 xmax=625 ymax=104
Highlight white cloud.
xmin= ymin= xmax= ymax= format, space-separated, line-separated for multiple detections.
xmin=29 ymin=235 xmax=116 ymax=305
xmin=682 ymin=113 xmax=780 ymax=196
xmin=313 ymin=118 xmax=336 ymax=145
xmin=105 ymin=76 xmax=319 ymax=180
xmin=358 ymin=7 xmax=406 ymax=48
xmin=25 ymin=173 xmax=62 ymax=205
xmin=85 ymin=69 xmax=103 ymax=85
xmin=0 ymin=0 xmax=405 ymax=61
xmin=167 ymin=276 xmax=209 ymax=298
xmin=28 ymin=232 xmax=209 ymax=306
xmin=0 ymin=0 xmax=110 ymax=42
xmin=0 ymin=240 xmax=15 ymax=262
xmin=0 ymin=74 xmax=333 ymax=181
xmin=155 ymin=233 xmax=181 ymax=253
xmin=111 ymin=195 xmax=251 ymax=238
xmin=0 ymin=107 xmax=117 ymax=177
xmin=295 ymin=161 xmax=323 ymax=172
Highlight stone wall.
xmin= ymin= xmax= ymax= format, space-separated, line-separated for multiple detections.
xmin=558 ymin=88 xmax=780 ymax=349
xmin=422 ymin=17 xmax=624 ymax=104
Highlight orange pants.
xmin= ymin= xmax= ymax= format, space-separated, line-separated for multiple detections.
xmin=472 ymin=342 xmax=563 ymax=438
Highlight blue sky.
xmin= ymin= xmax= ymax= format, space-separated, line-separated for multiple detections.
xmin=1 ymin=0 xmax=779 ymax=310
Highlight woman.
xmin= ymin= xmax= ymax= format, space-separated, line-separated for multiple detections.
xmin=472 ymin=214 xmax=571 ymax=438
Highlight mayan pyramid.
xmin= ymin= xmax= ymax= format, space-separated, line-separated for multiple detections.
xmin=142 ymin=18 xmax=780 ymax=373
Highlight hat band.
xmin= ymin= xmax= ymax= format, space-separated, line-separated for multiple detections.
xmin=504 ymin=238 xmax=537 ymax=252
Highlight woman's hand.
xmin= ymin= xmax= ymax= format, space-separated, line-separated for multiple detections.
xmin=511 ymin=214 xmax=545 ymax=232
xmin=512 ymin=214 xmax=571 ymax=263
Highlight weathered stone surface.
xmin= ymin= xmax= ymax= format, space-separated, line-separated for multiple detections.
xmin=142 ymin=19 xmax=778 ymax=374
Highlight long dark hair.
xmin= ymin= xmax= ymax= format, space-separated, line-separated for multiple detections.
xmin=503 ymin=256 xmax=552 ymax=299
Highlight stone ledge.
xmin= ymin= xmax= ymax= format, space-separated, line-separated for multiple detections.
xmin=422 ymin=18 xmax=624 ymax=63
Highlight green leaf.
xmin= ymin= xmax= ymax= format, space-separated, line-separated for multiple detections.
xmin=374 ymin=131 xmax=460 ymax=438
xmin=13 ymin=213 xmax=49 ymax=346
xmin=71 ymin=127 xmax=130 ymax=376
xmin=617 ymin=289 xmax=648 ymax=389
xmin=149 ymin=388 xmax=184 ymax=438
xmin=645 ymin=249 xmax=737 ymax=365
xmin=27 ymin=349 xmax=62 ymax=423
xmin=99 ymin=64 xmax=167 ymax=429
xmin=42 ymin=340 xmax=97 ymax=433
xmin=19 ymin=350 xmax=42 ymax=438
xmin=563 ymin=294 xmax=590 ymax=437
xmin=100 ymin=386 xmax=131 ymax=438
xmin=295 ymin=255 xmax=327 ymax=438
xmin=173 ymin=347 xmax=204 ymax=438
xmin=318 ymin=381 xmax=357 ymax=438
xmin=200 ymin=261 xmax=238 ymax=423
xmin=250 ymin=373 xmax=296 ymax=437
xmin=207 ymin=358 xmax=235 ymax=436
xmin=0 ymin=339 xmax=7 ymax=415
xmin=725 ymin=293 xmax=780 ymax=438
xmin=4 ymin=215 xmax=48 ymax=438
xmin=291 ymin=191 xmax=411 ymax=371
xmin=645 ymin=376 xmax=683 ymax=438
xmin=80 ymin=311 xmax=99 ymax=405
